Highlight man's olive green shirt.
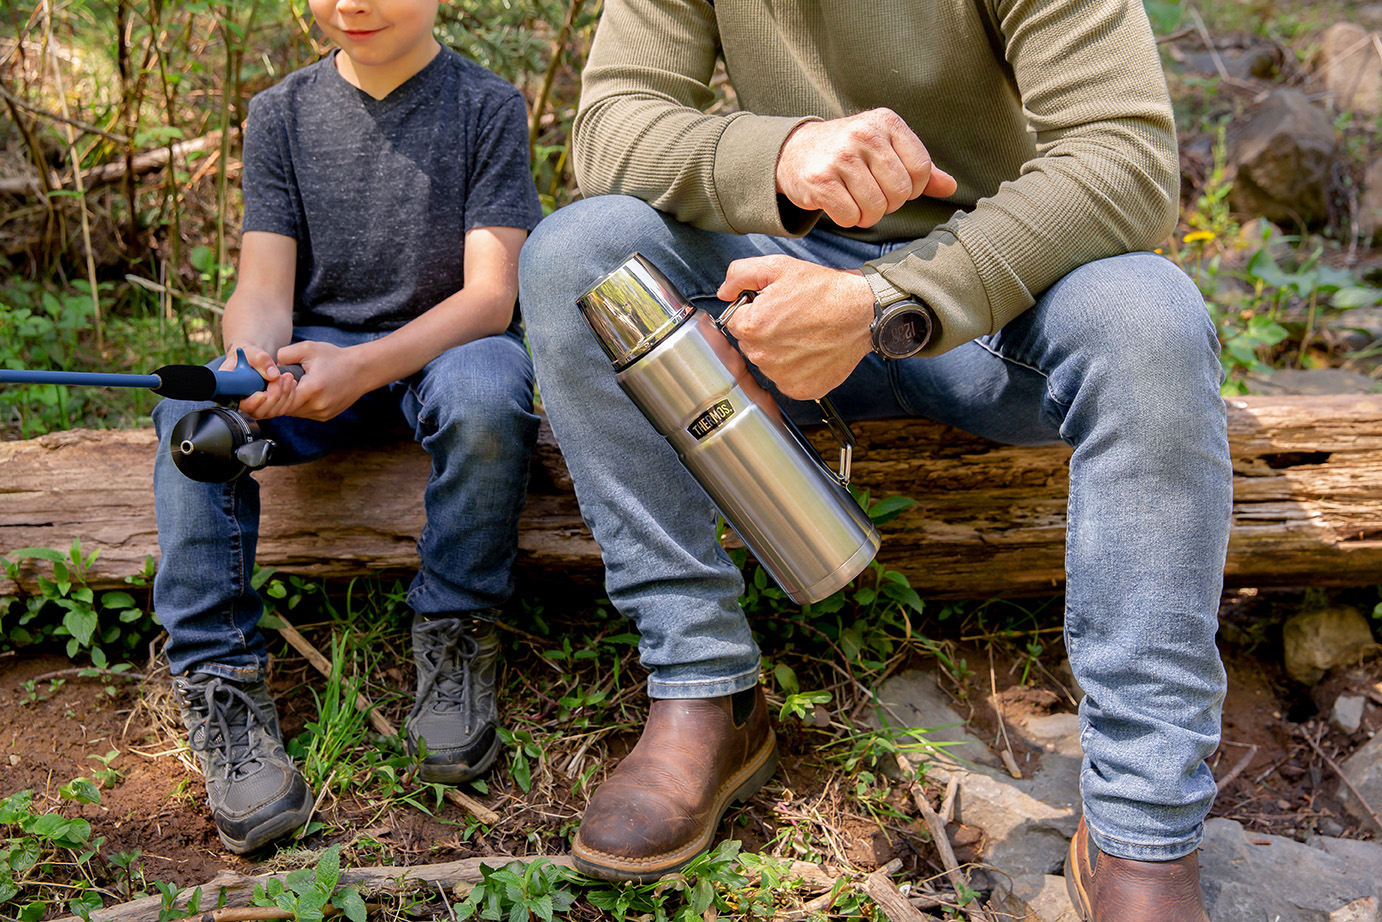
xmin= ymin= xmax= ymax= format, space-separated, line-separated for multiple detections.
xmin=572 ymin=0 xmax=1181 ymax=355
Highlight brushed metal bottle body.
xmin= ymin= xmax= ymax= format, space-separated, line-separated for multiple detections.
xmin=578 ymin=254 xmax=880 ymax=604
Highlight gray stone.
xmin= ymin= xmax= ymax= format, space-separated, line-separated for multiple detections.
xmin=995 ymin=874 xmax=1080 ymax=922
xmin=1336 ymin=733 xmax=1382 ymax=826
xmin=1247 ymin=368 xmax=1381 ymax=396
xmin=875 ymin=670 xmax=1082 ymax=915
xmin=1334 ymin=695 xmax=1368 ymax=734
xmin=1182 ymin=44 xmax=1280 ymax=80
xmin=1363 ymin=5 xmax=1382 ymax=30
xmin=1199 ymin=818 xmax=1382 ymax=921
xmin=873 ymin=668 xmax=1000 ymax=770
xmin=1227 ymin=88 xmax=1337 ymax=226
xmin=1358 ymin=158 xmax=1382 ymax=243
xmin=1314 ymin=22 xmax=1382 ymax=117
xmin=1282 ymin=606 xmax=1376 ymax=686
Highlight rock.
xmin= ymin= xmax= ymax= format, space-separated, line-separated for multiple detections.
xmin=1314 ymin=23 xmax=1382 ymax=117
xmin=1227 ymin=88 xmax=1337 ymax=226
xmin=1181 ymin=43 xmax=1280 ymax=80
xmin=1199 ymin=818 xmax=1382 ymax=921
xmin=1335 ymin=733 xmax=1382 ymax=826
xmin=874 ymin=670 xmax=1083 ymax=919
xmin=1246 ymin=368 xmax=1381 ymax=396
xmin=1281 ymin=605 xmax=1376 ymax=685
xmin=1334 ymin=694 xmax=1368 ymax=734
xmin=1358 ymin=158 xmax=1382 ymax=243
xmin=996 ymin=874 xmax=1081 ymax=922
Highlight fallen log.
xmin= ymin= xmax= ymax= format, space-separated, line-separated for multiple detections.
xmin=2 ymin=394 xmax=1380 ymax=600
xmin=0 ymin=132 xmax=223 ymax=197
xmin=47 ymin=853 xmax=842 ymax=922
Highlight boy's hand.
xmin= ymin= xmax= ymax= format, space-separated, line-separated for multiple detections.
xmin=225 ymin=344 xmax=299 ymax=418
xmin=244 ymin=340 xmax=368 ymax=422
xmin=715 ymin=255 xmax=875 ymax=401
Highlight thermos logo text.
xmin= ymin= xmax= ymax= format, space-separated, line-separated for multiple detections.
xmin=688 ymin=399 xmax=735 ymax=440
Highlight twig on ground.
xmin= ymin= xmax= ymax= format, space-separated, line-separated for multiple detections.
xmin=893 ymin=754 xmax=994 ymax=922
xmin=1214 ymin=743 xmax=1260 ymax=790
xmin=272 ymin=613 xmax=500 ymax=825
xmin=939 ymin=775 xmax=960 ymax=825
xmin=862 ymin=858 xmax=942 ymax=922
xmin=298 ymin=768 xmax=336 ymax=840
xmin=988 ymin=652 xmax=1021 ymax=779
xmin=31 ymin=666 xmax=144 ymax=682
xmin=1300 ymin=726 xmax=1382 ymax=833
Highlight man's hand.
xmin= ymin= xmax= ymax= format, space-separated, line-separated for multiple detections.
xmin=715 ymin=256 xmax=875 ymax=401
xmin=776 ymin=108 xmax=957 ymax=228
xmin=238 ymin=340 xmax=366 ymax=422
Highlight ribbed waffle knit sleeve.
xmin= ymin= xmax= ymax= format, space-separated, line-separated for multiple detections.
xmin=573 ymin=0 xmax=1180 ymax=355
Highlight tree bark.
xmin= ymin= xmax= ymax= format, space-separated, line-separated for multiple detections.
xmin=3 ymin=394 xmax=1380 ymax=600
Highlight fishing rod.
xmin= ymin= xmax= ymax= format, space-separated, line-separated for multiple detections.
xmin=0 ymin=349 xmax=305 ymax=483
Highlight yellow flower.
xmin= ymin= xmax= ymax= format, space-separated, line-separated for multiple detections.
xmin=1183 ymin=230 xmax=1216 ymax=245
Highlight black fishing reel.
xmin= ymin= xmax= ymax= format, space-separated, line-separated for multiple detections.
xmin=169 ymin=406 xmax=278 ymax=483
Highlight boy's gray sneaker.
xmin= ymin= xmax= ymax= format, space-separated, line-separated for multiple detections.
xmin=173 ymin=673 xmax=314 ymax=854
xmin=405 ymin=615 xmax=501 ymax=783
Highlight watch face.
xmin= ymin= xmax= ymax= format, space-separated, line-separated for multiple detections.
xmin=878 ymin=307 xmax=931 ymax=359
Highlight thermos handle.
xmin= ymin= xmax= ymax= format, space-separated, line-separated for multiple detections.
xmin=716 ymin=291 xmax=857 ymax=486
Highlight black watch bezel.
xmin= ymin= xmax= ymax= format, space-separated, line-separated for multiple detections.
xmin=870 ymin=297 xmax=934 ymax=360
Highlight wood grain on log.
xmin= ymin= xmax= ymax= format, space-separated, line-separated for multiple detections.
xmin=3 ymin=395 xmax=1380 ymax=600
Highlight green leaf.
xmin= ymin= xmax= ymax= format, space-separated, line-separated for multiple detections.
xmin=1142 ymin=0 xmax=1183 ymax=33
xmin=341 ymin=888 xmax=367 ymax=922
xmin=1331 ymin=286 xmax=1382 ymax=310
xmin=64 ymin=606 xmax=98 ymax=647
xmin=101 ymin=591 xmax=137 ymax=608
xmin=259 ymin=612 xmax=286 ymax=630
xmin=867 ymin=495 xmax=915 ymax=525
xmin=315 ymin=843 xmax=341 ymax=892
xmin=60 ymin=777 xmax=101 ymax=804
xmin=18 ymin=900 xmax=47 ymax=922
xmin=9 ymin=547 xmax=67 ymax=564
xmin=773 ymin=662 xmax=799 ymax=695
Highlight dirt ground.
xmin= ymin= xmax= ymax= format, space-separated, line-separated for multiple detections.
xmin=2 ymin=586 xmax=1378 ymax=904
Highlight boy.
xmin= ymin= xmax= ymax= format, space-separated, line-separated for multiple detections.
xmin=152 ymin=0 xmax=543 ymax=854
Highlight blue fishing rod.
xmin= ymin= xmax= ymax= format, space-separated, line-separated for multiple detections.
xmin=0 ymin=349 xmax=304 ymax=483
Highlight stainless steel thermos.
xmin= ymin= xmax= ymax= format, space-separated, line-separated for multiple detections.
xmin=576 ymin=253 xmax=881 ymax=604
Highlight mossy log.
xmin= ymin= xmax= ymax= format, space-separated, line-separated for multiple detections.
xmin=2 ymin=394 xmax=1380 ymax=601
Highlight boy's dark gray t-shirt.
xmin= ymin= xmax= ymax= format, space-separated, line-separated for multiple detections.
xmin=241 ymin=47 xmax=543 ymax=330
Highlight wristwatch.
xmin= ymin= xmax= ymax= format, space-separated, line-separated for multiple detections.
xmin=869 ymin=292 xmax=934 ymax=360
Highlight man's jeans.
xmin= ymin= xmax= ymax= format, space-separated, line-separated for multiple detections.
xmin=518 ymin=195 xmax=1231 ymax=863
xmin=152 ymin=325 xmax=539 ymax=684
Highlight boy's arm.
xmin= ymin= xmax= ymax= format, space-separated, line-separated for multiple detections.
xmin=259 ymin=225 xmax=527 ymax=422
xmin=223 ymin=231 xmax=301 ymax=419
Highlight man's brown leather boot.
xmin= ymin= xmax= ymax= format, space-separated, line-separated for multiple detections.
xmin=1066 ymin=816 xmax=1211 ymax=921
xmin=571 ymin=685 xmax=779 ymax=882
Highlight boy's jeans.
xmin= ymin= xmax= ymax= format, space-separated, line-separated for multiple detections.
xmin=518 ymin=195 xmax=1231 ymax=864
xmin=152 ymin=325 xmax=539 ymax=684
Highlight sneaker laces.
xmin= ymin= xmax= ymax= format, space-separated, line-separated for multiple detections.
xmin=185 ymin=678 xmax=274 ymax=781
xmin=408 ymin=620 xmax=481 ymax=725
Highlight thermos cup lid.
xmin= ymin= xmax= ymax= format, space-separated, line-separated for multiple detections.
xmin=576 ymin=253 xmax=695 ymax=370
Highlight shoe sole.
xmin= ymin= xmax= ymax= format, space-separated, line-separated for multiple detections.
xmin=217 ymin=797 xmax=315 ymax=855
xmin=417 ymin=731 xmax=502 ymax=785
xmin=570 ymin=729 xmax=780 ymax=883
xmin=1065 ymin=827 xmax=1093 ymax=921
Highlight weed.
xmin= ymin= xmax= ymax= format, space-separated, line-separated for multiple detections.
xmin=86 ymin=750 xmax=124 ymax=790
xmin=453 ymin=857 xmax=578 ymax=921
xmin=251 ymin=843 xmax=367 ymax=922
xmin=0 ymin=541 xmax=157 ymax=666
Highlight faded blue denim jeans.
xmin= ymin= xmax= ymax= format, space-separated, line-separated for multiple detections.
xmin=152 ymin=325 xmax=539 ymax=683
xmin=518 ymin=195 xmax=1231 ymax=863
